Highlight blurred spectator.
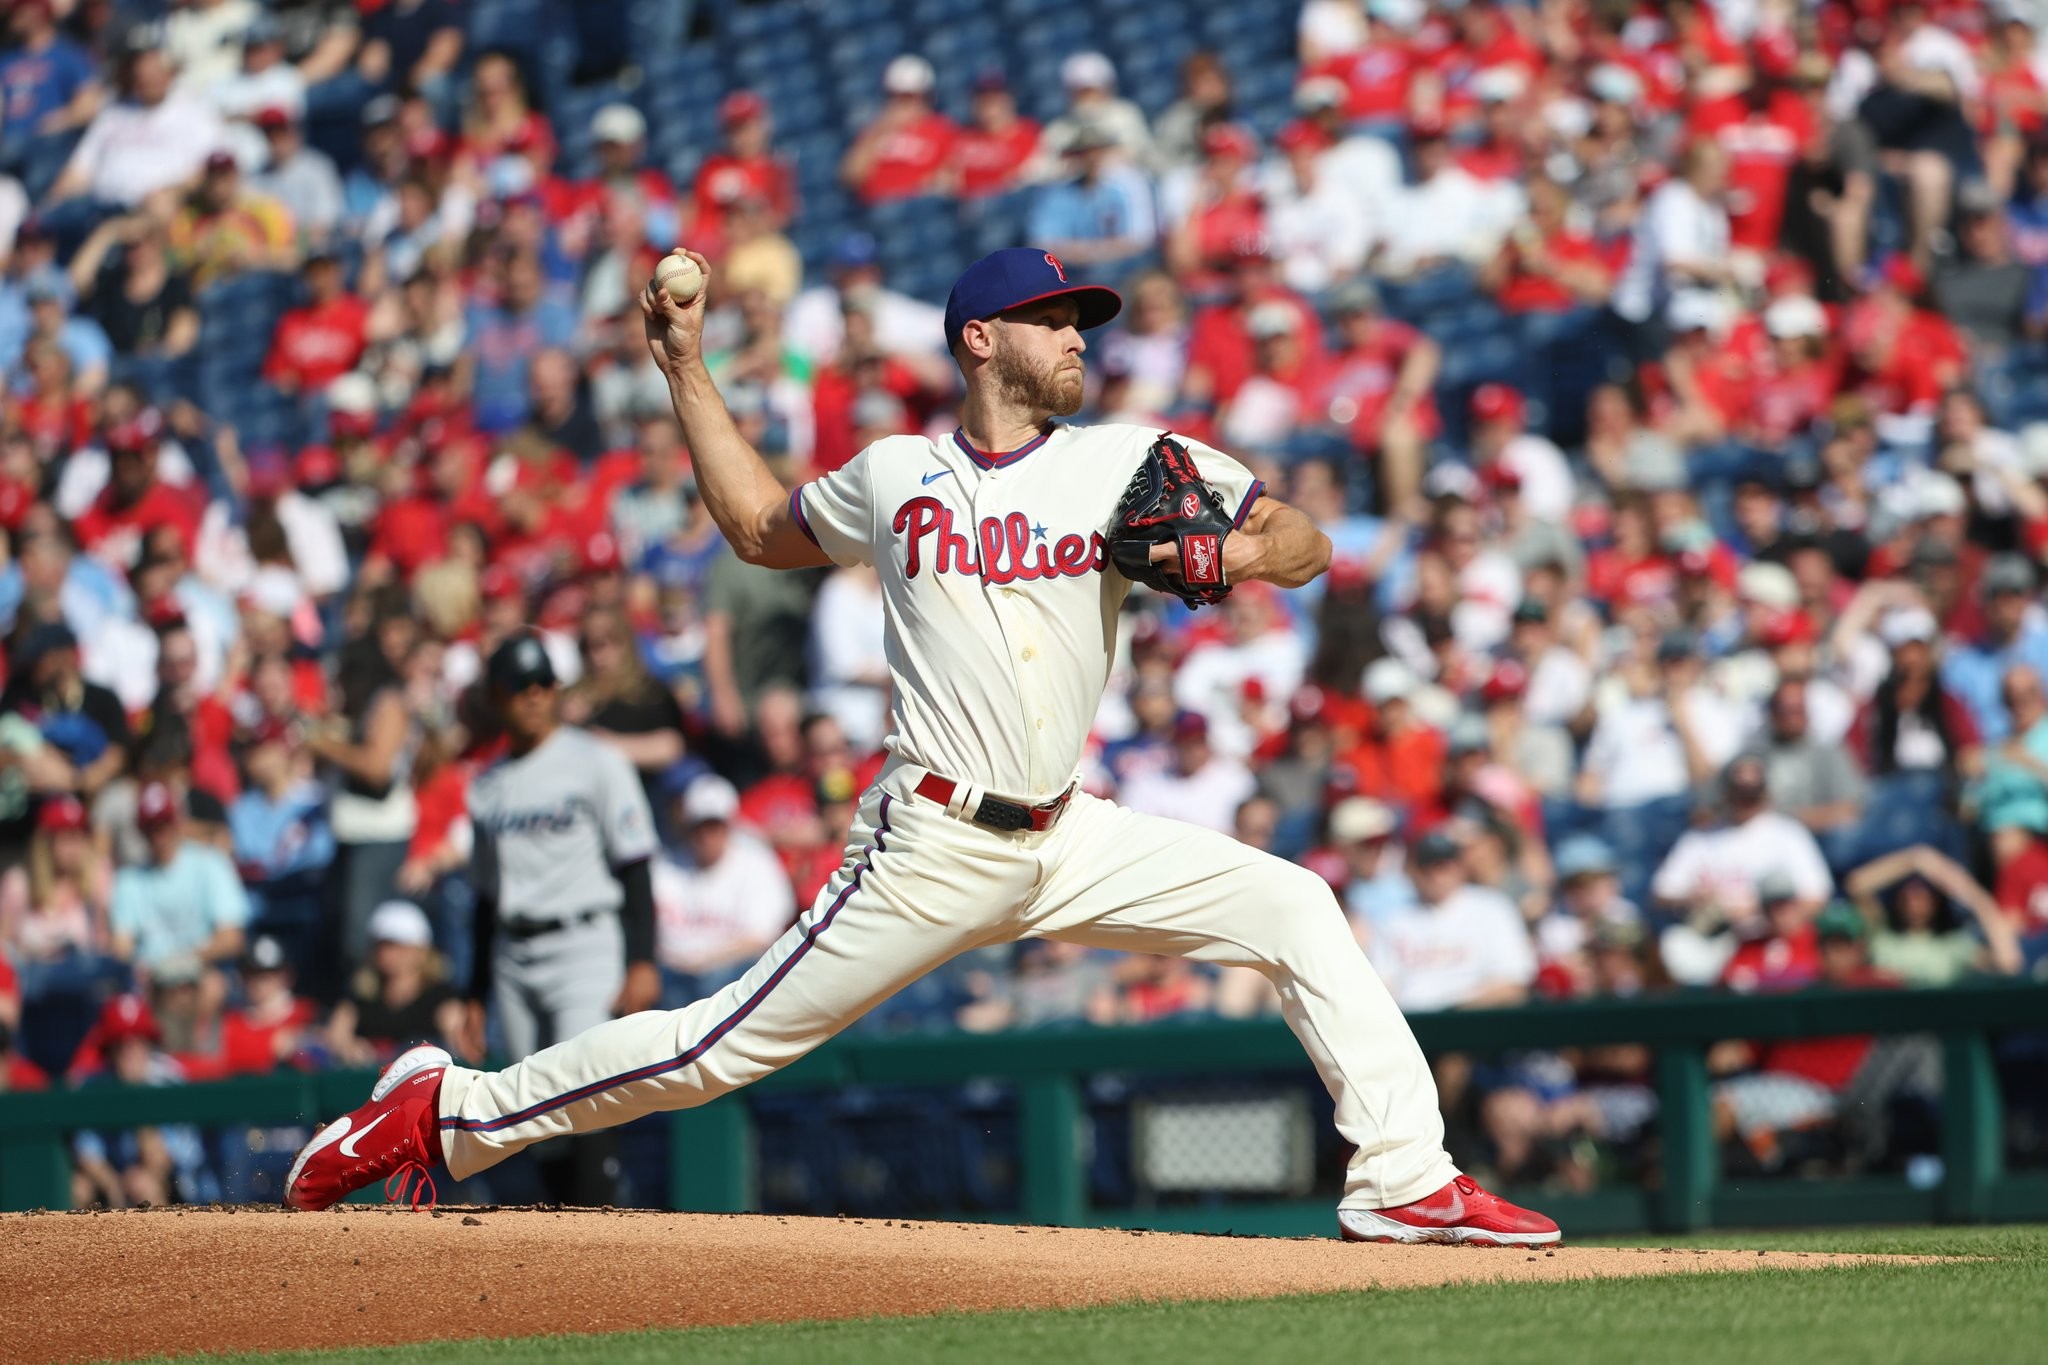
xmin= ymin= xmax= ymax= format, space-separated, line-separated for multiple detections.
xmin=1652 ymin=754 xmax=1833 ymax=932
xmin=652 ymin=776 xmax=793 ymax=1002
xmin=1262 ymin=120 xmax=1371 ymax=295
xmin=1028 ymin=123 xmax=1157 ymax=284
xmin=950 ymin=73 xmax=1039 ymax=201
xmin=261 ymin=248 xmax=366 ymax=393
xmin=1120 ymin=711 xmax=1255 ymax=834
xmin=226 ymin=717 xmax=333 ymax=944
xmin=68 ymin=213 xmax=199 ymax=362
xmin=1172 ymin=584 xmax=1308 ymax=759
xmin=784 ymin=230 xmax=945 ymax=365
xmin=1368 ymin=830 xmax=1535 ymax=1011
xmin=564 ymin=604 xmax=687 ymax=810
xmin=841 ymin=55 xmax=955 ymax=205
xmin=0 ymin=794 xmax=110 ymax=994
xmin=701 ymin=538 xmax=817 ymax=742
xmin=2 ymin=619 xmax=131 ymax=802
xmin=1579 ymin=631 xmax=1743 ymax=809
xmin=216 ymin=933 xmax=317 ymax=1073
xmin=304 ymin=611 xmax=420 ymax=973
xmin=1844 ymin=845 xmax=2023 ymax=987
xmin=1479 ymin=173 xmax=1618 ymax=316
xmin=1314 ymin=279 xmax=1435 ymax=514
xmin=1754 ymin=678 xmax=1867 ymax=836
xmin=249 ymin=105 xmax=343 ymax=245
xmin=1153 ymin=52 xmax=1234 ymax=173
xmin=324 ymin=897 xmax=462 ymax=1065
xmin=1849 ymin=606 xmax=1981 ymax=777
xmin=165 ymin=0 xmax=265 ymax=95
xmin=809 ymin=564 xmax=888 ymax=753
xmin=1612 ymin=140 xmax=1732 ymax=342
xmin=168 ymin=149 xmax=297 ymax=287
xmin=460 ymin=246 xmax=577 ymax=433
xmin=1942 ymin=555 xmax=2048 ymax=743
xmin=41 ymin=38 xmax=226 ymax=225
xmin=1535 ymin=835 xmax=1642 ymax=987
xmin=1468 ymin=383 xmax=1574 ymax=525
xmin=1375 ymin=114 xmax=1521 ymax=280
xmin=1329 ymin=795 xmax=1412 ymax=940
xmin=0 ymin=2 xmax=102 ymax=175
xmin=109 ymin=780 xmax=249 ymax=982
xmin=69 ymin=994 xmax=214 ymax=1207
xmin=1708 ymin=899 xmax=1901 ymax=1169
xmin=1038 ymin=51 xmax=1153 ymax=172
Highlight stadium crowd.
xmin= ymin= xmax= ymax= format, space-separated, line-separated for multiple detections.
xmin=5 ymin=0 xmax=2048 ymax=1202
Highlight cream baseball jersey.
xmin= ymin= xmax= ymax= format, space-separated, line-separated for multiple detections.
xmin=790 ymin=423 xmax=1264 ymax=800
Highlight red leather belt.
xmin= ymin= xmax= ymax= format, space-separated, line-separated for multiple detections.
xmin=914 ymin=772 xmax=1073 ymax=833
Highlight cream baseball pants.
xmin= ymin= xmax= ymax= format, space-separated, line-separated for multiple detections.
xmin=436 ymin=766 xmax=1457 ymax=1210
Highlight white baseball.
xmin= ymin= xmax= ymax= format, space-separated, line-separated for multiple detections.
xmin=654 ymin=252 xmax=703 ymax=303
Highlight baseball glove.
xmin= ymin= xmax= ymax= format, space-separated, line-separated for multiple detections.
xmin=1109 ymin=433 xmax=1235 ymax=609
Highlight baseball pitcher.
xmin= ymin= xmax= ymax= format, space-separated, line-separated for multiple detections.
xmin=287 ymin=247 xmax=1560 ymax=1246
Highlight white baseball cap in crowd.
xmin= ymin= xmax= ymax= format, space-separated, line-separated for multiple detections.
xmin=1764 ymin=295 xmax=1827 ymax=340
xmin=1736 ymin=560 xmax=1799 ymax=610
xmin=682 ymin=774 xmax=741 ymax=826
xmin=590 ymin=102 xmax=647 ymax=145
xmin=1362 ymin=657 xmax=1417 ymax=706
xmin=326 ymin=371 xmax=378 ymax=417
xmin=883 ymin=54 xmax=935 ymax=96
xmin=1913 ymin=472 xmax=1967 ymax=520
xmin=368 ymin=900 xmax=434 ymax=948
xmin=1879 ymin=606 xmax=1940 ymax=649
xmin=1329 ymin=796 xmax=1398 ymax=845
xmin=1246 ymin=301 xmax=1299 ymax=340
xmin=1061 ymin=51 xmax=1116 ymax=91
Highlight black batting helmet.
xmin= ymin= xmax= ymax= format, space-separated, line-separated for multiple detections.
xmin=486 ymin=632 xmax=557 ymax=697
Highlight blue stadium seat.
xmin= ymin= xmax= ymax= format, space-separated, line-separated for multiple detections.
xmin=1599 ymin=794 xmax=1696 ymax=908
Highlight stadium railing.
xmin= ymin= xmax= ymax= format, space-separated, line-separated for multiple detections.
xmin=4 ymin=981 xmax=2045 ymax=1234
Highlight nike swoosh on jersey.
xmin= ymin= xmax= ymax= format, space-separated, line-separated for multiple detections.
xmin=921 ymin=469 xmax=957 ymax=485
xmin=338 ymin=1110 xmax=392 ymax=1158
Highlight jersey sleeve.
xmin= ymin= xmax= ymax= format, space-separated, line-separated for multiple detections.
xmin=1171 ymin=433 xmax=1267 ymax=529
xmin=789 ymin=447 xmax=878 ymax=568
xmin=594 ymin=739 xmax=659 ymax=866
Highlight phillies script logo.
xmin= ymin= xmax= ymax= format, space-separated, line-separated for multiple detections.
xmin=893 ymin=497 xmax=1106 ymax=584
xmin=1044 ymin=253 xmax=1068 ymax=282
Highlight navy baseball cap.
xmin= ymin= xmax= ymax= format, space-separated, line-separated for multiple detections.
xmin=487 ymin=632 xmax=558 ymax=695
xmin=943 ymin=248 xmax=1122 ymax=349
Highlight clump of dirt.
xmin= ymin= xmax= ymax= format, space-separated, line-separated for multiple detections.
xmin=0 ymin=1208 xmax=1924 ymax=1364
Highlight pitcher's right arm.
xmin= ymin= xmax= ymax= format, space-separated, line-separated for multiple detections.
xmin=641 ymin=252 xmax=828 ymax=569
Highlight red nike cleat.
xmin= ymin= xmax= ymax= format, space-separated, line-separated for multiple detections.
xmin=284 ymin=1044 xmax=450 ymax=1211
xmin=1338 ymin=1175 xmax=1562 ymax=1247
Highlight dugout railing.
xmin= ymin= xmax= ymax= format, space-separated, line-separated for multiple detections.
xmin=3 ymin=981 xmax=2046 ymax=1234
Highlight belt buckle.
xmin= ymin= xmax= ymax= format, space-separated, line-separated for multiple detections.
xmin=972 ymin=793 xmax=1032 ymax=832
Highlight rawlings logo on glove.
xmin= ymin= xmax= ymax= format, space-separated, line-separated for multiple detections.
xmin=1108 ymin=433 xmax=1235 ymax=608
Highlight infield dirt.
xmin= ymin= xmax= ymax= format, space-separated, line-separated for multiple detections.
xmin=0 ymin=1207 xmax=1931 ymax=1364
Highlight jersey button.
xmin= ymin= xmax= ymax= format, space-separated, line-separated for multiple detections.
xmin=1020 ymin=647 xmax=1034 ymax=661
xmin=1035 ymin=718 xmax=1045 ymax=731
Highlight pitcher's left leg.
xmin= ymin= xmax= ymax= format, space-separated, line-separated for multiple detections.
xmin=1026 ymin=793 xmax=1454 ymax=1209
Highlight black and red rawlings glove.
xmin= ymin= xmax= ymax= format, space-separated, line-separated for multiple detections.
xmin=1109 ymin=433 xmax=1234 ymax=609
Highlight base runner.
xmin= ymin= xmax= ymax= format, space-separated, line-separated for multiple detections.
xmin=285 ymin=247 xmax=1561 ymax=1246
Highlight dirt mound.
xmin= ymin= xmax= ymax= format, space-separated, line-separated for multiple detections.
xmin=0 ymin=1207 xmax=1920 ymax=1364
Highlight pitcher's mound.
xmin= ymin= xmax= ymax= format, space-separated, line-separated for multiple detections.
xmin=1 ymin=1207 xmax=1919 ymax=1364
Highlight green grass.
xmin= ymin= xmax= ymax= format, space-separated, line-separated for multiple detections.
xmin=131 ymin=1225 xmax=2048 ymax=1365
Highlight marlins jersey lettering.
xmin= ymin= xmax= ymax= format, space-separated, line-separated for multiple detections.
xmin=468 ymin=726 xmax=658 ymax=921
xmin=790 ymin=423 xmax=1263 ymax=799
